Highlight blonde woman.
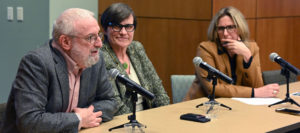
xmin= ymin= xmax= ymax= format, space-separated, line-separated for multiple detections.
xmin=185 ymin=7 xmax=279 ymax=100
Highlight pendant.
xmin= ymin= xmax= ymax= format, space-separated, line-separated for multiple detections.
xmin=122 ymin=63 xmax=128 ymax=69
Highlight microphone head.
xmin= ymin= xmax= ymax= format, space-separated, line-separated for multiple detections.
xmin=269 ymin=52 xmax=279 ymax=62
xmin=108 ymin=68 xmax=119 ymax=80
xmin=193 ymin=57 xmax=203 ymax=66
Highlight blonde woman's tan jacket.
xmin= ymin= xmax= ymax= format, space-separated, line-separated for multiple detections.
xmin=184 ymin=41 xmax=264 ymax=100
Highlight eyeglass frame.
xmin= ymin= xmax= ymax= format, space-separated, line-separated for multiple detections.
xmin=216 ymin=25 xmax=237 ymax=33
xmin=108 ymin=22 xmax=135 ymax=32
xmin=69 ymin=32 xmax=104 ymax=45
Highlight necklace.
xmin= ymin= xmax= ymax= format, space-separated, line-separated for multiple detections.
xmin=105 ymin=44 xmax=129 ymax=70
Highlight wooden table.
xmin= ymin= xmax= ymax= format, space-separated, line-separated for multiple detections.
xmin=80 ymin=82 xmax=300 ymax=133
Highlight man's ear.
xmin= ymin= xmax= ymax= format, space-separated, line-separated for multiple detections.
xmin=59 ymin=35 xmax=72 ymax=51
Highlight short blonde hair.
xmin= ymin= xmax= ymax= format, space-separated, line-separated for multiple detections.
xmin=207 ymin=7 xmax=249 ymax=43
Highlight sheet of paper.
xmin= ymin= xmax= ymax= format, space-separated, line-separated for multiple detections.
xmin=231 ymin=98 xmax=282 ymax=105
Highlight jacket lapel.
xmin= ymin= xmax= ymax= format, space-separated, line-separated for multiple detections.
xmin=51 ymin=44 xmax=70 ymax=112
xmin=127 ymin=45 xmax=149 ymax=91
xmin=103 ymin=43 xmax=127 ymax=99
xmin=218 ymin=47 xmax=232 ymax=77
xmin=78 ymin=69 xmax=90 ymax=107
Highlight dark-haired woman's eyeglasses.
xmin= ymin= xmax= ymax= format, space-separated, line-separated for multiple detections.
xmin=108 ymin=22 xmax=135 ymax=32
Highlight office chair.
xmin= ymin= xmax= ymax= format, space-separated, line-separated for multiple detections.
xmin=171 ymin=75 xmax=195 ymax=104
xmin=0 ymin=103 xmax=6 ymax=127
xmin=262 ymin=69 xmax=298 ymax=85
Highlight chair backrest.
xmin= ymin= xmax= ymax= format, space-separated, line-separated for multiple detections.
xmin=171 ymin=75 xmax=195 ymax=104
xmin=262 ymin=70 xmax=298 ymax=85
xmin=0 ymin=103 xmax=6 ymax=127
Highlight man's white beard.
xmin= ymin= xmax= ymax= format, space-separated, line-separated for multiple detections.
xmin=85 ymin=50 xmax=100 ymax=68
xmin=70 ymin=43 xmax=100 ymax=68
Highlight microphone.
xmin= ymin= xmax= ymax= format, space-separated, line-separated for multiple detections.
xmin=269 ymin=53 xmax=299 ymax=75
xmin=108 ymin=68 xmax=155 ymax=100
xmin=193 ymin=57 xmax=233 ymax=84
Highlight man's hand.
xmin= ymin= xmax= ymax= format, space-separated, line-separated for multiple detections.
xmin=73 ymin=105 xmax=103 ymax=128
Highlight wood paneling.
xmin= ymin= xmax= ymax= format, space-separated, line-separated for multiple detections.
xmin=247 ymin=19 xmax=256 ymax=41
xmin=99 ymin=0 xmax=212 ymax=19
xmin=99 ymin=0 xmax=300 ymax=102
xmin=134 ymin=18 xmax=210 ymax=98
xmin=257 ymin=0 xmax=300 ymax=18
xmin=256 ymin=17 xmax=300 ymax=71
xmin=212 ymin=0 xmax=256 ymax=18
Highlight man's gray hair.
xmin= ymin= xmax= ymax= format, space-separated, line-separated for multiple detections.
xmin=52 ymin=8 xmax=94 ymax=44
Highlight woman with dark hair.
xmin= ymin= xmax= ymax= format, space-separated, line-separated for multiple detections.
xmin=185 ymin=7 xmax=280 ymax=100
xmin=100 ymin=3 xmax=170 ymax=115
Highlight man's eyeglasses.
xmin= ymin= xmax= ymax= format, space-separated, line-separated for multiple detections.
xmin=217 ymin=25 xmax=237 ymax=33
xmin=70 ymin=32 xmax=103 ymax=44
xmin=108 ymin=22 xmax=135 ymax=32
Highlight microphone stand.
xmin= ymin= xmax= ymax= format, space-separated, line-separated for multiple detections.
xmin=268 ymin=68 xmax=300 ymax=107
xmin=109 ymin=90 xmax=146 ymax=132
xmin=196 ymin=73 xmax=232 ymax=113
